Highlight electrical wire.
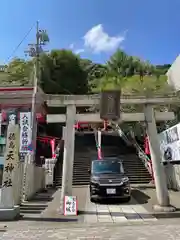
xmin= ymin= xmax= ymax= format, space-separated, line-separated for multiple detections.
xmin=5 ymin=22 xmax=36 ymax=64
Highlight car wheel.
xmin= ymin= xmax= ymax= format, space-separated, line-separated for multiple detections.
xmin=124 ymin=196 xmax=131 ymax=202
xmin=90 ymin=192 xmax=96 ymax=203
xmin=90 ymin=196 xmax=95 ymax=202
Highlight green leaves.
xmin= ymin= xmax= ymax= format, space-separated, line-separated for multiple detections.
xmin=2 ymin=48 xmax=172 ymax=99
xmin=6 ymin=58 xmax=33 ymax=85
xmin=40 ymin=49 xmax=89 ymax=94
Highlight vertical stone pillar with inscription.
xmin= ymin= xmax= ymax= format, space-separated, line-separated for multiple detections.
xmin=0 ymin=124 xmax=20 ymax=220
xmin=19 ymin=112 xmax=32 ymax=202
xmin=60 ymin=105 xmax=76 ymax=213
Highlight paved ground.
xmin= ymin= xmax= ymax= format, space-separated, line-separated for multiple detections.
xmin=1 ymin=186 xmax=180 ymax=238
xmin=17 ymin=185 xmax=158 ymax=224
xmin=1 ymin=220 xmax=180 ymax=239
xmin=132 ymin=184 xmax=180 ymax=219
xmin=35 ymin=186 xmax=156 ymax=223
xmin=84 ymin=187 xmax=157 ymax=223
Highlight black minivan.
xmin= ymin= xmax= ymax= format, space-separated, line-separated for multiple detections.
xmin=89 ymin=158 xmax=131 ymax=202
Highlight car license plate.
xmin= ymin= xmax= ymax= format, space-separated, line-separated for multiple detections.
xmin=106 ymin=188 xmax=116 ymax=194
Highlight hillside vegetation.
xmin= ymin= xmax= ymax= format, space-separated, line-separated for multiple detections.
xmin=0 ymin=49 xmax=176 ymax=136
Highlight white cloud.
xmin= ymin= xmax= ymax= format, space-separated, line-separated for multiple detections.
xmin=75 ymin=48 xmax=85 ymax=54
xmin=69 ymin=43 xmax=84 ymax=54
xmin=83 ymin=24 xmax=126 ymax=53
xmin=69 ymin=43 xmax=74 ymax=49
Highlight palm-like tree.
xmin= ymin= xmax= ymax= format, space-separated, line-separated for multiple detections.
xmin=107 ymin=49 xmax=131 ymax=77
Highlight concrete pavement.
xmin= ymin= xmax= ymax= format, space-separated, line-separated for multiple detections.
xmin=1 ymin=220 xmax=180 ymax=239
xmin=84 ymin=187 xmax=157 ymax=223
xmin=17 ymin=185 xmax=158 ymax=224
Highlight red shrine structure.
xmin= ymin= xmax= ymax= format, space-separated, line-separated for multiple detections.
xmin=0 ymin=86 xmax=58 ymax=167
xmin=0 ymin=86 xmax=111 ymax=168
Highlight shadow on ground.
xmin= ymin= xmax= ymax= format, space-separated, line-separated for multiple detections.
xmin=20 ymin=188 xmax=57 ymax=217
xmin=91 ymin=189 xmax=151 ymax=205
xmin=131 ymin=189 xmax=151 ymax=204
xmin=132 ymin=186 xmax=180 ymax=220
xmin=19 ymin=216 xmax=78 ymax=223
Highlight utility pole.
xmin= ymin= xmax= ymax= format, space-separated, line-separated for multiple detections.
xmin=21 ymin=22 xmax=49 ymax=202
xmin=24 ymin=21 xmax=49 ymax=158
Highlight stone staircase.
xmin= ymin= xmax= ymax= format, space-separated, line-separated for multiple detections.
xmin=54 ymin=133 xmax=95 ymax=187
xmin=54 ymin=133 xmax=152 ymax=186
xmin=20 ymin=189 xmax=56 ymax=219
xmin=123 ymin=154 xmax=152 ymax=183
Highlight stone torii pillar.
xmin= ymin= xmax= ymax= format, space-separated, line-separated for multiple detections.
xmin=60 ymin=104 xmax=76 ymax=210
xmin=144 ymin=104 xmax=175 ymax=212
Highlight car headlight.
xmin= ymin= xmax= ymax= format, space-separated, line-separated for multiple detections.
xmin=122 ymin=177 xmax=129 ymax=183
xmin=91 ymin=176 xmax=99 ymax=183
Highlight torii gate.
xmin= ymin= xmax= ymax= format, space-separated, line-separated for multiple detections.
xmin=46 ymin=93 xmax=178 ymax=212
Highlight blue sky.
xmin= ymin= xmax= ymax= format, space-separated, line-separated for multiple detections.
xmin=0 ymin=0 xmax=180 ymax=65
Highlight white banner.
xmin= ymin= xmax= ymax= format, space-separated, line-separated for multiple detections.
xmin=44 ymin=158 xmax=56 ymax=186
xmin=159 ymin=123 xmax=180 ymax=162
xmin=19 ymin=112 xmax=31 ymax=153
xmin=64 ymin=196 xmax=77 ymax=216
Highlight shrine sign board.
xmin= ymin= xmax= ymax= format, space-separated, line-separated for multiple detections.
xmin=64 ymin=196 xmax=77 ymax=216
xmin=100 ymin=90 xmax=121 ymax=121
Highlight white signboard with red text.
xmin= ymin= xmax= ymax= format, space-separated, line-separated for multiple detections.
xmin=64 ymin=196 xmax=77 ymax=216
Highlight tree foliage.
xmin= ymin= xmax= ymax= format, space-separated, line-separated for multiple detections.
xmin=0 ymin=48 xmax=175 ymax=136
xmin=2 ymin=48 xmax=172 ymax=96
xmin=39 ymin=50 xmax=89 ymax=94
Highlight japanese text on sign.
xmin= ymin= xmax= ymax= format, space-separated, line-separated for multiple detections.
xmin=2 ymin=125 xmax=19 ymax=188
xmin=100 ymin=90 xmax=121 ymax=121
xmin=20 ymin=112 xmax=31 ymax=153
xmin=64 ymin=196 xmax=77 ymax=216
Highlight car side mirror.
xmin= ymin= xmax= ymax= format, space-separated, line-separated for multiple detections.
xmin=88 ymin=169 xmax=91 ymax=174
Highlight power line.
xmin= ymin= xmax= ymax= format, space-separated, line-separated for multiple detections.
xmin=5 ymin=22 xmax=36 ymax=64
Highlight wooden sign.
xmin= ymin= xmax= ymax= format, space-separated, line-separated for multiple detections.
xmin=100 ymin=90 xmax=121 ymax=120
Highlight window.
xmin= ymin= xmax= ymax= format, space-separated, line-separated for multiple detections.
xmin=92 ymin=160 xmax=124 ymax=174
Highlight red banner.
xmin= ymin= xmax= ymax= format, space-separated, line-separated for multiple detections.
xmin=50 ymin=139 xmax=56 ymax=159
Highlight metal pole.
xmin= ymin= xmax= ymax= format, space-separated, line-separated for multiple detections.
xmin=30 ymin=21 xmax=39 ymax=160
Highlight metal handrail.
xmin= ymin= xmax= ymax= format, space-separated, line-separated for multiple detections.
xmin=111 ymin=123 xmax=132 ymax=146
xmin=130 ymin=136 xmax=153 ymax=175
xmin=113 ymin=125 xmax=153 ymax=175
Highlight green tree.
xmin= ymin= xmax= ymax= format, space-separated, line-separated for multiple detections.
xmin=40 ymin=49 xmax=89 ymax=94
xmin=7 ymin=58 xmax=33 ymax=85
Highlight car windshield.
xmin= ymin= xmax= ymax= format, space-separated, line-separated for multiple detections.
xmin=92 ymin=160 xmax=124 ymax=174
